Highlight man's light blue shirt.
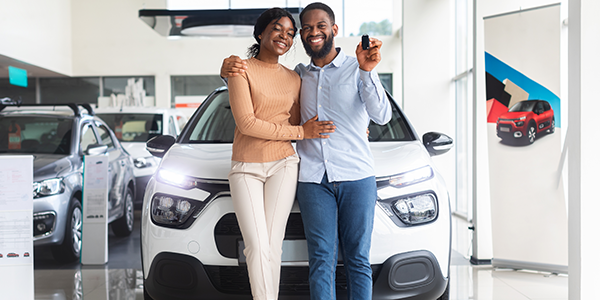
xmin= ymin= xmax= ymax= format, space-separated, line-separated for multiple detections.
xmin=294 ymin=48 xmax=392 ymax=183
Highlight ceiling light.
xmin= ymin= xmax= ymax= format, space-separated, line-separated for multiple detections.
xmin=139 ymin=8 xmax=301 ymax=38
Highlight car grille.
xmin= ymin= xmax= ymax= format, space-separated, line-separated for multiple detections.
xmin=214 ymin=213 xmax=306 ymax=258
xmin=211 ymin=212 xmax=382 ymax=295
xmin=498 ymin=124 xmax=512 ymax=131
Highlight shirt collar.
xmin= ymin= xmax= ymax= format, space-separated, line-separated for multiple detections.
xmin=308 ymin=47 xmax=345 ymax=71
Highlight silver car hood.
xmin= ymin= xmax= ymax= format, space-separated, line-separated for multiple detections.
xmin=159 ymin=141 xmax=432 ymax=180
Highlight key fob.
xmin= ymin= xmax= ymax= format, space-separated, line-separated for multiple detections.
xmin=362 ymin=35 xmax=369 ymax=50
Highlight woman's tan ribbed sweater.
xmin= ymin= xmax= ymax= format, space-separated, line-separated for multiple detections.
xmin=228 ymin=58 xmax=304 ymax=163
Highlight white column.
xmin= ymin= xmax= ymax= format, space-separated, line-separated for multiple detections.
xmin=471 ymin=0 xmax=493 ymax=264
xmin=568 ymin=0 xmax=600 ymax=299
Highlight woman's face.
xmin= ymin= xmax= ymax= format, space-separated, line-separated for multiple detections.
xmin=259 ymin=16 xmax=295 ymax=57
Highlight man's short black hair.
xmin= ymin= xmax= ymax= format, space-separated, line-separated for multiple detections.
xmin=300 ymin=2 xmax=335 ymax=24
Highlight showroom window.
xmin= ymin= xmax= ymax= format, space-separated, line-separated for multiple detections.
xmin=39 ymin=77 xmax=101 ymax=104
xmin=0 ymin=78 xmax=37 ymax=104
xmin=453 ymin=0 xmax=473 ymax=217
xmin=102 ymin=76 xmax=155 ymax=97
xmin=171 ymin=75 xmax=226 ymax=107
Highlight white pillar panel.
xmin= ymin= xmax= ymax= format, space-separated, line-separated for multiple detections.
xmin=569 ymin=0 xmax=600 ymax=298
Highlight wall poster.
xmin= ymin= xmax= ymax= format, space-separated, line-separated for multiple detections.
xmin=484 ymin=4 xmax=567 ymax=273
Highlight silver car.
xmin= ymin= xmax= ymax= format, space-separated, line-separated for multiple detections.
xmin=0 ymin=103 xmax=137 ymax=262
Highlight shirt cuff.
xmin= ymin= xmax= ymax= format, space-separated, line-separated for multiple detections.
xmin=359 ymin=69 xmax=377 ymax=86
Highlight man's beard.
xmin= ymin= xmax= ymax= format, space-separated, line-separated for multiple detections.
xmin=302 ymin=32 xmax=334 ymax=59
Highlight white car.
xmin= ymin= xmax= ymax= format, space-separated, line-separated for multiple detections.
xmin=95 ymin=107 xmax=187 ymax=205
xmin=141 ymin=87 xmax=453 ymax=300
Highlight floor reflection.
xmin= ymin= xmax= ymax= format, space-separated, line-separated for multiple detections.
xmin=34 ymin=268 xmax=143 ymax=300
xmin=33 ymin=265 xmax=568 ymax=300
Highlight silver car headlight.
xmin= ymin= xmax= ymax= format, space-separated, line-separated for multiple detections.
xmin=33 ymin=178 xmax=65 ymax=198
xmin=134 ymin=156 xmax=156 ymax=169
xmin=392 ymin=193 xmax=438 ymax=225
xmin=150 ymin=193 xmax=206 ymax=228
xmin=156 ymin=169 xmax=196 ymax=189
xmin=388 ymin=166 xmax=433 ymax=188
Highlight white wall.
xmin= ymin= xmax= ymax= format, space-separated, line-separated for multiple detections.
xmin=0 ymin=0 xmax=72 ymax=76
xmin=68 ymin=0 xmax=401 ymax=108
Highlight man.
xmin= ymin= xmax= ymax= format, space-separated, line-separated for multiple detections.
xmin=221 ymin=3 xmax=391 ymax=299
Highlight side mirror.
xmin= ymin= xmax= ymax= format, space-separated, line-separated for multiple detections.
xmin=146 ymin=135 xmax=176 ymax=158
xmin=85 ymin=144 xmax=108 ymax=156
xmin=423 ymin=132 xmax=453 ymax=156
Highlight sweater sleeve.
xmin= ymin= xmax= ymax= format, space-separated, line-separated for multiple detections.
xmin=228 ymin=71 xmax=304 ymax=141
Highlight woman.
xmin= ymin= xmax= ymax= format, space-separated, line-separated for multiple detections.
xmin=227 ymin=8 xmax=335 ymax=300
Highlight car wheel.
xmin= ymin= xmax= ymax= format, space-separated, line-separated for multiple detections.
xmin=548 ymin=117 xmax=555 ymax=134
xmin=437 ymin=278 xmax=450 ymax=300
xmin=111 ymin=187 xmax=134 ymax=237
xmin=144 ymin=283 xmax=155 ymax=300
xmin=52 ymin=200 xmax=82 ymax=262
xmin=527 ymin=123 xmax=536 ymax=144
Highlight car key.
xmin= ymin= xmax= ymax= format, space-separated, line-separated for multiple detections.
xmin=362 ymin=34 xmax=370 ymax=50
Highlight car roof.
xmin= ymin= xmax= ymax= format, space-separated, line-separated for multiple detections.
xmin=0 ymin=103 xmax=95 ymax=117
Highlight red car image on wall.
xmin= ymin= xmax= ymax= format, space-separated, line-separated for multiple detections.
xmin=496 ymin=100 xmax=555 ymax=145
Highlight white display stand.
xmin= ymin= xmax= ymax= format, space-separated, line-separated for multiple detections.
xmin=0 ymin=156 xmax=34 ymax=299
xmin=81 ymin=155 xmax=109 ymax=265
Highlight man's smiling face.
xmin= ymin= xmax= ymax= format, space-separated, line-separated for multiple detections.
xmin=300 ymin=9 xmax=338 ymax=59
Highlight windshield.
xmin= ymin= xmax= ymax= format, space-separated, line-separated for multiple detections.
xmin=0 ymin=116 xmax=73 ymax=154
xmin=181 ymin=90 xmax=415 ymax=143
xmin=96 ymin=113 xmax=162 ymax=142
xmin=509 ymin=101 xmax=536 ymax=112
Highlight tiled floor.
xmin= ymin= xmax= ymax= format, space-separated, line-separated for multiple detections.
xmin=30 ymin=213 xmax=568 ymax=300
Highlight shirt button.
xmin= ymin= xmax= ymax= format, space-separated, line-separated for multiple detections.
xmin=318 ymin=105 xmax=322 ymax=108
xmin=319 ymin=86 xmax=322 ymax=90
xmin=323 ymin=141 xmax=326 ymax=145
xmin=321 ymin=69 xmax=324 ymax=73
xmin=325 ymin=159 xmax=328 ymax=163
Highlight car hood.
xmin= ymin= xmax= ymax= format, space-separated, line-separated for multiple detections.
xmin=121 ymin=142 xmax=152 ymax=159
xmin=159 ymin=144 xmax=233 ymax=180
xmin=159 ymin=141 xmax=433 ymax=181
xmin=499 ymin=111 xmax=530 ymax=119
xmin=370 ymin=141 xmax=434 ymax=177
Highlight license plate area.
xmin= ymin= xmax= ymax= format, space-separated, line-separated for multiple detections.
xmin=238 ymin=240 xmax=309 ymax=265
xmin=500 ymin=127 xmax=510 ymax=132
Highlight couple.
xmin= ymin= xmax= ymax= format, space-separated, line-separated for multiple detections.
xmin=223 ymin=3 xmax=392 ymax=300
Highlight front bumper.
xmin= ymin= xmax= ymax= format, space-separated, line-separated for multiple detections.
xmin=497 ymin=123 xmax=523 ymax=140
xmin=33 ymin=193 xmax=70 ymax=246
xmin=144 ymin=250 xmax=446 ymax=300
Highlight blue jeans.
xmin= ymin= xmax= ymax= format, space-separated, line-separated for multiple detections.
xmin=297 ymin=173 xmax=376 ymax=300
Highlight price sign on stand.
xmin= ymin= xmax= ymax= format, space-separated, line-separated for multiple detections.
xmin=0 ymin=156 xmax=34 ymax=299
xmin=81 ymin=154 xmax=109 ymax=265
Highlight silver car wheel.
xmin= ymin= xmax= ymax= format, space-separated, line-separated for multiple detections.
xmin=125 ymin=191 xmax=134 ymax=232
xmin=71 ymin=206 xmax=82 ymax=255
xmin=528 ymin=125 xmax=536 ymax=144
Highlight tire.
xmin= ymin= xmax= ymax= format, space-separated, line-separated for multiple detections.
xmin=111 ymin=187 xmax=134 ymax=237
xmin=437 ymin=278 xmax=450 ymax=300
xmin=144 ymin=283 xmax=154 ymax=300
xmin=548 ymin=117 xmax=555 ymax=134
xmin=52 ymin=200 xmax=82 ymax=262
xmin=527 ymin=123 xmax=536 ymax=144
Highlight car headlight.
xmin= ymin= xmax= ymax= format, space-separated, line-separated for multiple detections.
xmin=134 ymin=156 xmax=156 ymax=169
xmin=392 ymin=193 xmax=438 ymax=225
xmin=515 ymin=121 xmax=524 ymax=127
xmin=151 ymin=193 xmax=206 ymax=228
xmin=33 ymin=178 xmax=65 ymax=198
xmin=388 ymin=166 xmax=433 ymax=188
xmin=156 ymin=169 xmax=196 ymax=189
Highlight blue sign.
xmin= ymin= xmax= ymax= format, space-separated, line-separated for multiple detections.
xmin=9 ymin=66 xmax=28 ymax=87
